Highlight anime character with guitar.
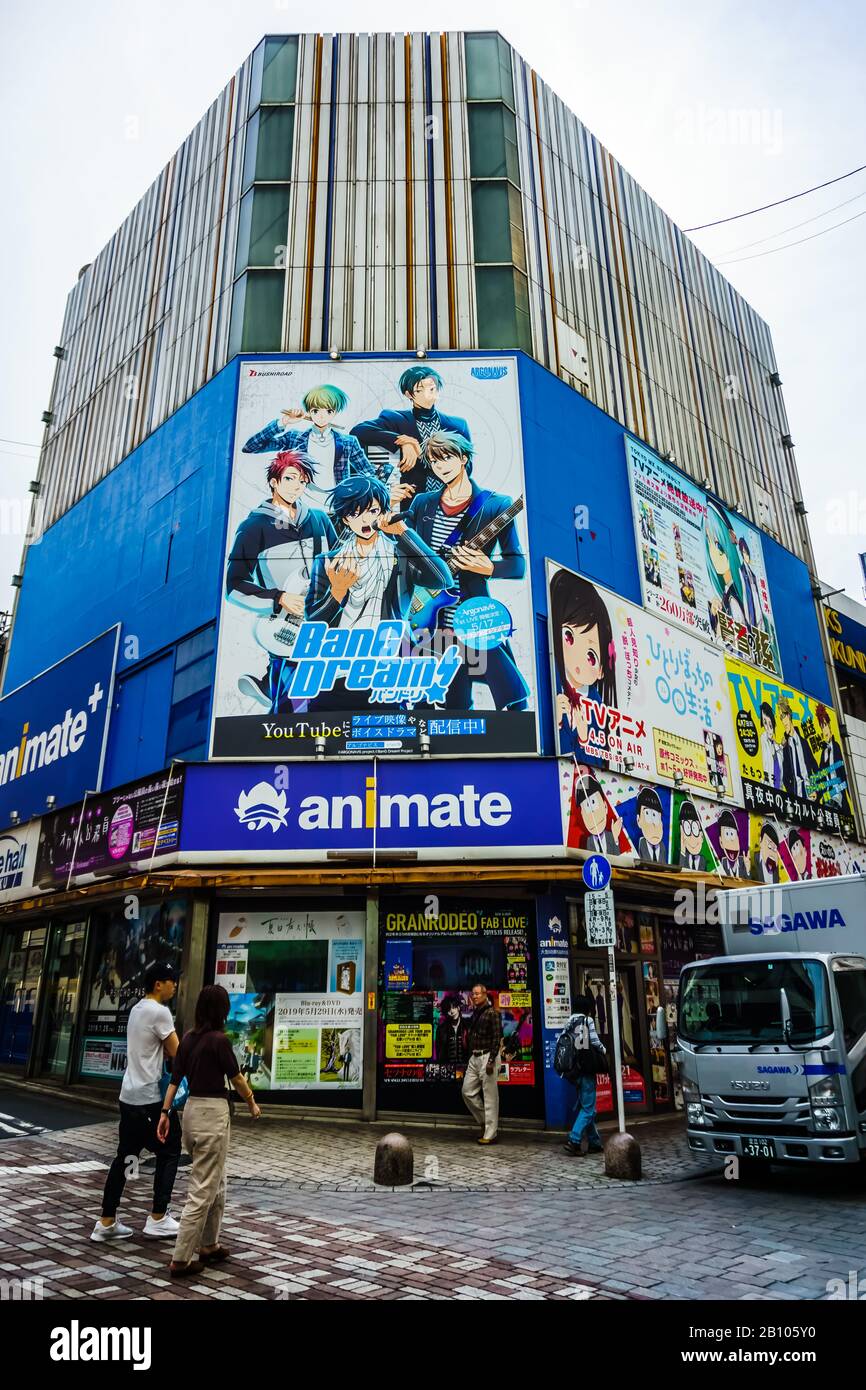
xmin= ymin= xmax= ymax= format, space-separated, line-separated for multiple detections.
xmin=225 ymin=451 xmax=336 ymax=712
xmin=404 ymin=431 xmax=530 ymax=712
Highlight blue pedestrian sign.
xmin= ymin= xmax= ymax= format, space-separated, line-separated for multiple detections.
xmin=583 ymin=854 xmax=611 ymax=891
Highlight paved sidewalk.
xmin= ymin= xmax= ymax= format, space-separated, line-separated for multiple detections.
xmin=13 ymin=1109 xmax=715 ymax=1191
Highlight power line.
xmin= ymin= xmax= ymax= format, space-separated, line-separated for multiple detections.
xmin=719 ymin=187 xmax=866 ymax=256
xmin=684 ymin=161 xmax=866 ymax=231
xmin=717 ymin=206 xmax=866 ymax=265
xmin=0 ymin=436 xmax=40 ymax=450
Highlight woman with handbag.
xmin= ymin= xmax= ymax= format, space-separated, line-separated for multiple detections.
xmin=157 ymin=984 xmax=261 ymax=1278
xmin=561 ymin=993 xmax=607 ymax=1157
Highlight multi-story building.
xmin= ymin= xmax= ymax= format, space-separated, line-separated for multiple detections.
xmin=0 ymin=32 xmax=860 ymax=1132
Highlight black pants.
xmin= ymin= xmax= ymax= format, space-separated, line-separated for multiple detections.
xmin=101 ymin=1099 xmax=182 ymax=1218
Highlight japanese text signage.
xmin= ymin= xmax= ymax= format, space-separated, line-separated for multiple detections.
xmin=547 ymin=559 xmax=741 ymax=801
xmin=725 ymin=658 xmax=854 ymax=835
xmin=625 ymin=438 xmax=781 ymax=677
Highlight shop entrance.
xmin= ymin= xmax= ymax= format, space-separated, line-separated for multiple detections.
xmin=378 ymin=895 xmax=543 ymax=1121
xmin=0 ymin=926 xmax=47 ymax=1069
xmin=574 ymin=959 xmax=652 ymax=1117
xmin=34 ymin=920 xmax=87 ymax=1080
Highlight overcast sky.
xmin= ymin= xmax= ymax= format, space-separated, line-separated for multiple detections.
xmin=1 ymin=0 xmax=864 ymax=627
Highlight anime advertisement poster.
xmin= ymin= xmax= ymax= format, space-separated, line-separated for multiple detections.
xmin=547 ymin=561 xmax=741 ymax=801
xmin=625 ymin=437 xmax=782 ymax=678
xmin=378 ymin=901 xmax=536 ymax=1092
xmin=725 ymin=657 xmax=855 ymax=835
xmin=213 ymin=910 xmax=365 ymax=1090
xmin=211 ymin=357 xmax=538 ymax=759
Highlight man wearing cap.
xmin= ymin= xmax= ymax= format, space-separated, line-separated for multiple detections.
xmin=92 ymin=962 xmax=182 ymax=1242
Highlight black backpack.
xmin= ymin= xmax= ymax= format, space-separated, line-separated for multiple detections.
xmin=553 ymin=1014 xmax=607 ymax=1080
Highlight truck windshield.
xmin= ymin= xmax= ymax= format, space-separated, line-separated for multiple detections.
xmin=679 ymin=958 xmax=832 ymax=1045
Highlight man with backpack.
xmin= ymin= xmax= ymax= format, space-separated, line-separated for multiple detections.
xmin=554 ymin=993 xmax=607 ymax=1156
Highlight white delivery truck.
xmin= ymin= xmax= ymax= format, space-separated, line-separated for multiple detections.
xmin=664 ymin=874 xmax=866 ymax=1169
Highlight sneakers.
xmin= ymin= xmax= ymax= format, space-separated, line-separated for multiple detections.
xmin=143 ymin=1210 xmax=180 ymax=1238
xmin=90 ymin=1219 xmax=133 ymax=1243
xmin=238 ymin=672 xmax=271 ymax=708
xmin=477 ymin=1136 xmax=498 ymax=1145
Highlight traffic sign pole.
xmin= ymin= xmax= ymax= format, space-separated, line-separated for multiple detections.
xmin=607 ymin=941 xmax=626 ymax=1135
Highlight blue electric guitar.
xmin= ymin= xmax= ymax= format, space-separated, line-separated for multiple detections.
xmin=408 ymin=496 xmax=524 ymax=635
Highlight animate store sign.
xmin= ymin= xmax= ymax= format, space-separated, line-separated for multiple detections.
xmin=179 ymin=757 xmax=565 ymax=861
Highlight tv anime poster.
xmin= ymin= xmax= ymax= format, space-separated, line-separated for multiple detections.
xmin=547 ymin=561 xmax=741 ymax=802
xmin=625 ymin=437 xmax=782 ymax=678
xmin=213 ymin=910 xmax=365 ymax=1090
xmin=725 ymin=657 xmax=855 ymax=836
xmin=210 ymin=356 xmax=539 ymax=759
xmin=378 ymin=902 xmax=535 ymax=1089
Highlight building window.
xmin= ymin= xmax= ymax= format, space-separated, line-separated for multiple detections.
xmin=248 ymin=35 xmax=299 ymax=113
xmin=475 ymin=266 xmax=532 ymax=352
xmin=837 ymin=676 xmax=866 ymax=724
xmin=165 ymin=627 xmax=216 ymax=763
xmin=235 ymin=186 xmax=290 ymax=274
xmin=468 ymin=103 xmax=520 ymax=184
xmin=471 ymin=182 xmax=526 ymax=270
xmin=465 ymin=32 xmax=515 ymax=107
xmin=229 ymin=271 xmax=284 ymax=354
xmin=242 ymin=106 xmax=295 ymax=189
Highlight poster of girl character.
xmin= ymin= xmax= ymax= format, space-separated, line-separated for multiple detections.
xmin=625 ymin=436 xmax=782 ymax=678
xmin=547 ymin=560 xmax=741 ymax=801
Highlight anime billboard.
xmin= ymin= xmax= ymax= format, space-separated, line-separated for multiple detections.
xmin=626 ymin=437 xmax=782 ymax=678
xmin=211 ymin=357 xmax=538 ymax=758
xmin=725 ymin=658 xmax=855 ymax=835
xmin=547 ymin=561 xmax=741 ymax=801
xmin=560 ymin=760 xmax=863 ymax=883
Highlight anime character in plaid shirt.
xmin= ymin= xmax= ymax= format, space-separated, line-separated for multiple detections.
xmin=242 ymin=383 xmax=412 ymax=509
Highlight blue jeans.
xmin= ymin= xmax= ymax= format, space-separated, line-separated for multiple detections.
xmin=569 ymin=1075 xmax=602 ymax=1149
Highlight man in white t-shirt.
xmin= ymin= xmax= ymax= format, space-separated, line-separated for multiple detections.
xmin=92 ymin=963 xmax=182 ymax=1242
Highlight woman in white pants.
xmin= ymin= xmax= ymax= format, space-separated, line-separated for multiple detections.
xmin=158 ymin=984 xmax=261 ymax=1278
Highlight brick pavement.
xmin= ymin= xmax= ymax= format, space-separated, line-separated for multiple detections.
xmin=11 ymin=1108 xmax=714 ymax=1191
xmin=2 ymin=1112 xmax=863 ymax=1300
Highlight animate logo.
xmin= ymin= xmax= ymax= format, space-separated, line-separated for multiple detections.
xmin=748 ymin=907 xmax=847 ymax=936
xmin=0 ymin=682 xmax=105 ymax=792
xmin=470 ymin=365 xmax=509 ymax=379
xmin=232 ymin=777 xmax=513 ymax=833
xmin=234 ymin=782 xmax=289 ymax=832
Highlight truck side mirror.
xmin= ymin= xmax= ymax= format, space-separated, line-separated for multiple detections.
xmin=655 ymin=1005 xmax=668 ymax=1040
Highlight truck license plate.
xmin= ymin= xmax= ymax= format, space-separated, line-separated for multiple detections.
xmin=742 ymin=1137 xmax=775 ymax=1160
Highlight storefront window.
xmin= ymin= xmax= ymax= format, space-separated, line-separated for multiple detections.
xmin=0 ymin=926 xmax=46 ymax=1067
xmin=39 ymin=921 xmax=88 ymax=1078
xmin=79 ymin=899 xmax=186 ymax=1082
xmin=213 ymin=907 xmax=365 ymax=1095
xmin=378 ymin=897 xmax=541 ymax=1118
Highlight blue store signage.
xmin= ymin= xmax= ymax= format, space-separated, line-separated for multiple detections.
xmin=179 ymin=757 xmax=565 ymax=860
xmin=0 ymin=627 xmax=119 ymax=828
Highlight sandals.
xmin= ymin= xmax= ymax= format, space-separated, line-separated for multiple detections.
xmin=199 ymin=1246 xmax=231 ymax=1265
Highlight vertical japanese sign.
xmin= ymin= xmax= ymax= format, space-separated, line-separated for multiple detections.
xmin=625 ymin=437 xmax=782 ymax=677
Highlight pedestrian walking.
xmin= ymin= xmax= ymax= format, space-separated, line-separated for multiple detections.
xmin=461 ymin=983 xmax=502 ymax=1145
xmin=91 ymin=963 xmax=182 ymax=1243
xmin=559 ymin=994 xmax=607 ymax=1156
xmin=158 ymin=984 xmax=261 ymax=1279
